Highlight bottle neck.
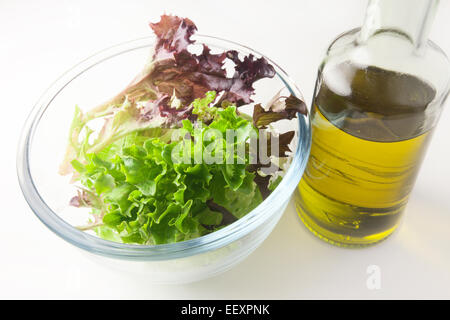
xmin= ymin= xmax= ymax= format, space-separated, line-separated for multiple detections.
xmin=358 ymin=0 xmax=439 ymax=51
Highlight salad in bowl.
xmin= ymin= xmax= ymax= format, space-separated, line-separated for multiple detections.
xmin=18 ymin=15 xmax=310 ymax=282
xmin=61 ymin=15 xmax=307 ymax=245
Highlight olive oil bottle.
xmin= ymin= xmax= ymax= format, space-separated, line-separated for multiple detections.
xmin=295 ymin=0 xmax=450 ymax=246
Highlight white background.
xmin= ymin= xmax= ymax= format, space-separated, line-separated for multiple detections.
xmin=2 ymin=0 xmax=450 ymax=299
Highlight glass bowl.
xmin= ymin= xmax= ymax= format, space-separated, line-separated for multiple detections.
xmin=17 ymin=35 xmax=311 ymax=284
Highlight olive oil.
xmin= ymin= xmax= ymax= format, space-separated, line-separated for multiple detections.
xmin=295 ymin=63 xmax=436 ymax=246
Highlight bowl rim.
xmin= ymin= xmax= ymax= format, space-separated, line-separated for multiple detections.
xmin=17 ymin=35 xmax=311 ymax=261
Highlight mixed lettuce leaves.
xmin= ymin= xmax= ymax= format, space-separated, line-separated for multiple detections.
xmin=62 ymin=15 xmax=307 ymax=245
xmin=70 ymin=106 xmax=261 ymax=244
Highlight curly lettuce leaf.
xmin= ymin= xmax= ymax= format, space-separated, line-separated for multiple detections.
xmin=192 ymin=91 xmax=218 ymax=123
xmin=144 ymin=16 xmax=276 ymax=108
xmin=59 ymin=99 xmax=166 ymax=175
xmin=253 ymin=95 xmax=307 ymax=128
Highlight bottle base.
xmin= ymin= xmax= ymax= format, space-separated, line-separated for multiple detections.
xmin=296 ymin=206 xmax=399 ymax=248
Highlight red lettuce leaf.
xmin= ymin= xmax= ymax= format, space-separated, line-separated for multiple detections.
xmin=150 ymin=15 xmax=197 ymax=60
xmin=93 ymin=15 xmax=277 ymax=127
xmin=147 ymin=15 xmax=275 ymax=109
xmin=252 ymin=95 xmax=307 ymax=128
xmin=217 ymin=51 xmax=276 ymax=106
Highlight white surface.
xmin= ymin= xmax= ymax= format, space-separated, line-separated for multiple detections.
xmin=1 ymin=0 xmax=450 ymax=299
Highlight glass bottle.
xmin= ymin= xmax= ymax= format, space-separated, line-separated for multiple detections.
xmin=295 ymin=0 xmax=450 ymax=247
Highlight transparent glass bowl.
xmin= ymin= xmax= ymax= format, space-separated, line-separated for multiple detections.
xmin=17 ymin=35 xmax=311 ymax=284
